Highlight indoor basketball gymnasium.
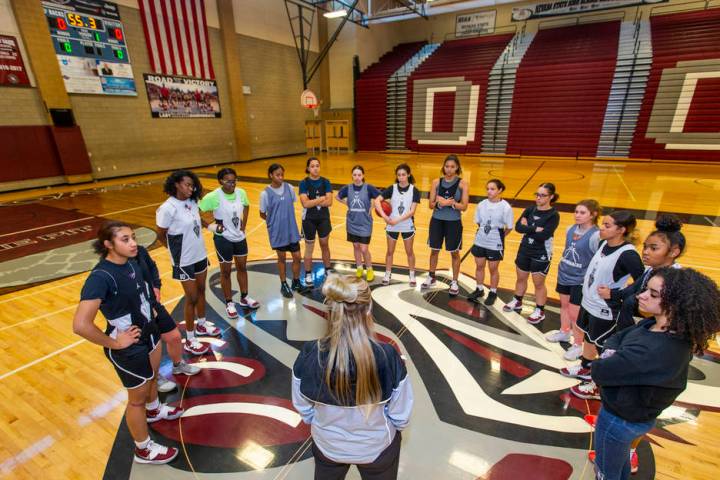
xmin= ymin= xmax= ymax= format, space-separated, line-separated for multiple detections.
xmin=1 ymin=0 xmax=719 ymax=479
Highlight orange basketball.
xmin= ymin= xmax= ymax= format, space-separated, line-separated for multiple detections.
xmin=377 ymin=200 xmax=392 ymax=217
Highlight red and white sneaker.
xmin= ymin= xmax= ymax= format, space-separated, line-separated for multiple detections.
xmin=134 ymin=440 xmax=179 ymax=464
xmin=630 ymin=450 xmax=639 ymax=474
xmin=147 ymin=403 xmax=183 ymax=423
xmin=421 ymin=276 xmax=436 ymax=289
xmin=570 ymin=381 xmax=601 ymax=400
xmin=184 ymin=339 xmax=209 ymax=356
xmin=195 ymin=322 xmax=221 ymax=337
xmin=559 ymin=364 xmax=592 ymax=380
xmin=238 ymin=295 xmax=260 ymax=309
xmin=527 ymin=307 xmax=546 ymax=324
xmin=448 ymin=281 xmax=460 ymax=296
xmin=503 ymin=298 xmax=523 ymax=313
xmin=225 ymin=302 xmax=238 ymax=319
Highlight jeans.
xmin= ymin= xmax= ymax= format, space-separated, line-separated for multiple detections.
xmin=594 ymin=407 xmax=655 ymax=480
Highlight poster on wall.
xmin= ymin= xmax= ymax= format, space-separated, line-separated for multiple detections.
xmin=456 ymin=11 xmax=497 ymax=37
xmin=144 ymin=74 xmax=221 ymax=119
xmin=0 ymin=35 xmax=30 ymax=86
xmin=42 ymin=0 xmax=136 ymax=95
xmin=511 ymin=0 xmax=668 ymax=21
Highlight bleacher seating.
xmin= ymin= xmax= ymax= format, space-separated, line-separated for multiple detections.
xmin=506 ymin=21 xmax=621 ymax=157
xmin=630 ymin=8 xmax=720 ymax=161
xmin=355 ymin=42 xmax=426 ymax=151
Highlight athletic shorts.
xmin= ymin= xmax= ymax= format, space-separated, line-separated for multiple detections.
xmin=515 ymin=250 xmax=550 ymax=275
xmin=347 ymin=233 xmax=371 ymax=245
xmin=275 ymin=242 xmax=301 ymax=253
xmin=387 ymin=230 xmax=415 ymax=241
xmin=214 ymin=235 xmax=248 ymax=263
xmin=155 ymin=304 xmax=177 ymax=335
xmin=302 ymin=217 xmax=332 ymax=241
xmin=428 ymin=218 xmax=463 ymax=252
xmin=556 ymin=283 xmax=583 ymax=306
xmin=173 ymin=258 xmax=210 ymax=281
xmin=471 ymin=245 xmax=503 ymax=261
xmin=576 ymin=307 xmax=617 ymax=347
xmin=104 ymin=334 xmax=160 ymax=389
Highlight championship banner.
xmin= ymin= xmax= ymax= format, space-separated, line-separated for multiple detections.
xmin=0 ymin=35 xmax=30 ymax=86
xmin=42 ymin=0 xmax=136 ymax=95
xmin=456 ymin=11 xmax=496 ymax=37
xmin=144 ymin=74 xmax=221 ymax=118
xmin=512 ymin=0 xmax=667 ymax=21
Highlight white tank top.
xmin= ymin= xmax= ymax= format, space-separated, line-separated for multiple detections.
xmin=386 ymin=184 xmax=415 ymax=233
xmin=582 ymin=241 xmax=636 ymax=320
xmin=213 ymin=187 xmax=245 ymax=242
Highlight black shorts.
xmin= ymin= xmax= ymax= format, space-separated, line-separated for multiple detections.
xmin=515 ymin=250 xmax=550 ymax=275
xmin=556 ymin=283 xmax=583 ymax=306
xmin=104 ymin=335 xmax=160 ymax=389
xmin=576 ymin=307 xmax=617 ymax=347
xmin=155 ymin=304 xmax=177 ymax=334
xmin=275 ymin=242 xmax=301 ymax=253
xmin=387 ymin=230 xmax=415 ymax=241
xmin=347 ymin=233 xmax=371 ymax=245
xmin=302 ymin=217 xmax=332 ymax=241
xmin=173 ymin=258 xmax=210 ymax=281
xmin=214 ymin=235 xmax=248 ymax=263
xmin=428 ymin=218 xmax=463 ymax=252
xmin=471 ymin=245 xmax=503 ymax=261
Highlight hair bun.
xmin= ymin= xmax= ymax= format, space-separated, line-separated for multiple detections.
xmin=322 ymin=274 xmax=359 ymax=303
xmin=655 ymin=214 xmax=682 ymax=233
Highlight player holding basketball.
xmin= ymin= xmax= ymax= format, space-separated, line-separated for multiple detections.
xmin=260 ymin=163 xmax=307 ymax=298
xmin=199 ymin=168 xmax=260 ymax=319
xmin=468 ymin=179 xmax=514 ymax=306
xmin=73 ymin=222 xmax=182 ymax=465
xmin=422 ymin=155 xmax=469 ymax=296
xmin=299 ymin=157 xmax=333 ymax=286
xmin=375 ymin=163 xmax=420 ymax=286
xmin=337 ymin=165 xmax=381 ymax=282
xmin=503 ymin=182 xmax=560 ymax=323
xmin=156 ymin=170 xmax=219 ymax=357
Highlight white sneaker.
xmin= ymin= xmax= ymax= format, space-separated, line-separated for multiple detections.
xmin=383 ymin=272 xmax=391 ymax=285
xmin=503 ymin=298 xmax=523 ymax=312
xmin=563 ymin=344 xmax=583 ymax=361
xmin=225 ymin=302 xmax=238 ymax=319
xmin=421 ymin=276 xmax=436 ymax=289
xmin=409 ymin=273 xmax=416 ymax=287
xmin=448 ymin=281 xmax=459 ymax=296
xmin=183 ymin=339 xmax=209 ymax=356
xmin=157 ymin=377 xmax=177 ymax=393
xmin=305 ymin=273 xmax=313 ymax=286
xmin=546 ymin=330 xmax=572 ymax=343
xmin=528 ymin=308 xmax=545 ymax=324
xmin=172 ymin=360 xmax=200 ymax=376
xmin=195 ymin=321 xmax=221 ymax=337
xmin=238 ymin=295 xmax=260 ymax=309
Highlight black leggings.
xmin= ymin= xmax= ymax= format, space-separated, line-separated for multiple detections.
xmin=312 ymin=432 xmax=401 ymax=480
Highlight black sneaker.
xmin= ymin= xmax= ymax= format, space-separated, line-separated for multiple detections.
xmin=484 ymin=291 xmax=498 ymax=306
xmin=468 ymin=288 xmax=485 ymax=302
xmin=291 ymin=279 xmax=310 ymax=293
xmin=280 ymin=282 xmax=293 ymax=298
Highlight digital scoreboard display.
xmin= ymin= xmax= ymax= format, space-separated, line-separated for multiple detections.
xmin=42 ymin=0 xmax=136 ymax=95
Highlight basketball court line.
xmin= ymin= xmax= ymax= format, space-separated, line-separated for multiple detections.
xmin=612 ymin=166 xmax=637 ymax=202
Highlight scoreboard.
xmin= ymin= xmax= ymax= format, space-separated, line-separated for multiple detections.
xmin=42 ymin=0 xmax=136 ymax=95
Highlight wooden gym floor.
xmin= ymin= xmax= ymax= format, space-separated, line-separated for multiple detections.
xmin=0 ymin=152 xmax=719 ymax=479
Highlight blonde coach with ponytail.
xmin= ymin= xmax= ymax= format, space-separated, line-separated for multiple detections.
xmin=292 ymin=274 xmax=413 ymax=480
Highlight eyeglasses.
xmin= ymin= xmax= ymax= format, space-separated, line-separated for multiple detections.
xmin=535 ymin=193 xmax=549 ymax=198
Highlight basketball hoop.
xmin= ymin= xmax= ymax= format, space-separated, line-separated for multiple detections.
xmin=301 ymin=89 xmax=319 ymax=109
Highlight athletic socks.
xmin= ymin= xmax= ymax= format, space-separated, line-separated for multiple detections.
xmin=196 ymin=317 xmax=206 ymax=326
xmin=225 ymin=298 xmax=233 ymax=304
xmin=490 ymin=288 xmax=497 ymax=293
xmin=536 ymin=304 xmax=545 ymax=311
xmin=186 ymin=329 xmax=196 ymax=340
xmin=514 ymin=295 xmax=523 ymax=303
xmin=135 ymin=437 xmax=151 ymax=450
xmin=146 ymin=398 xmax=159 ymax=411
xmin=429 ymin=271 xmax=436 ymax=279
xmin=241 ymin=292 xmax=248 ymax=299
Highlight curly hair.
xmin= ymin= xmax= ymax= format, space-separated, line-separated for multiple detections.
xmin=163 ymin=170 xmax=202 ymax=201
xmin=652 ymin=267 xmax=720 ymax=355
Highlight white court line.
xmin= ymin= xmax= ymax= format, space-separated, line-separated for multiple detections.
xmin=612 ymin=166 xmax=637 ymax=202
xmin=0 ymin=294 xmax=185 ymax=381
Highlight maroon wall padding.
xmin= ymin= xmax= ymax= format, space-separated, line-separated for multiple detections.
xmin=355 ymin=42 xmax=426 ymax=151
xmin=0 ymin=126 xmax=92 ymax=183
xmin=406 ymin=34 xmax=513 ymax=154
xmin=506 ymin=21 xmax=620 ymax=157
xmin=631 ymin=9 xmax=720 ymax=161
xmin=683 ymin=78 xmax=720 ymax=133
xmin=432 ymin=92 xmax=456 ymax=133
xmin=50 ymin=126 xmax=92 ymax=176
xmin=0 ymin=126 xmax=65 ymax=182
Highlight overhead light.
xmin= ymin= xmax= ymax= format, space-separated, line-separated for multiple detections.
xmin=324 ymin=9 xmax=348 ymax=18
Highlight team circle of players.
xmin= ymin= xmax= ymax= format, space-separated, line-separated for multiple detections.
xmin=73 ymin=155 xmax=720 ymax=480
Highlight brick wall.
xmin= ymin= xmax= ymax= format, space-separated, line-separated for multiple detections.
xmin=0 ymin=87 xmax=47 ymax=126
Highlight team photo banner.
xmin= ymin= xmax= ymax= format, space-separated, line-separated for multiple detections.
xmin=144 ymin=74 xmax=221 ymax=118
xmin=512 ymin=0 xmax=668 ymax=21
